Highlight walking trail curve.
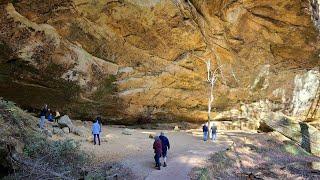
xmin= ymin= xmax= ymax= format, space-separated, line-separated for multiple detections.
xmin=76 ymin=127 xmax=236 ymax=180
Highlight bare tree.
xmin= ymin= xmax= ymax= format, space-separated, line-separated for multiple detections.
xmin=205 ymin=60 xmax=222 ymax=138
xmin=190 ymin=53 xmax=221 ymax=139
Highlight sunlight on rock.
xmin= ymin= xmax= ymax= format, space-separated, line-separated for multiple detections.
xmin=0 ymin=0 xmax=319 ymax=179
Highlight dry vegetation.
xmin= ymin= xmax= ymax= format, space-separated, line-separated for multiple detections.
xmin=191 ymin=132 xmax=320 ymax=180
xmin=0 ymin=99 xmax=133 ymax=179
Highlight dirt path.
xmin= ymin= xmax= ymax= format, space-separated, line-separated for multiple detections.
xmin=49 ymin=121 xmax=320 ymax=179
xmin=69 ymin=126 xmax=235 ymax=179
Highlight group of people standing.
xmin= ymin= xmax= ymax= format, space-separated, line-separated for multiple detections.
xmin=202 ymin=124 xmax=217 ymax=142
xmin=39 ymin=104 xmax=60 ymax=129
xmin=39 ymin=104 xmax=102 ymax=146
xmin=153 ymin=132 xmax=170 ymax=170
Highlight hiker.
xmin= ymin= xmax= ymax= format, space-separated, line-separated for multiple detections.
xmin=92 ymin=118 xmax=101 ymax=145
xmin=47 ymin=111 xmax=54 ymax=122
xmin=211 ymin=124 xmax=217 ymax=141
xmin=202 ymin=124 xmax=208 ymax=141
xmin=39 ymin=104 xmax=48 ymax=129
xmin=96 ymin=117 xmax=102 ymax=133
xmin=153 ymin=136 xmax=162 ymax=170
xmin=54 ymin=111 xmax=61 ymax=123
xmin=159 ymin=132 xmax=170 ymax=167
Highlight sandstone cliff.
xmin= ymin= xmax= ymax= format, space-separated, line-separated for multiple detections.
xmin=0 ymin=0 xmax=319 ymax=123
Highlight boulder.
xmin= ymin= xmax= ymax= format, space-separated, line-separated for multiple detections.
xmin=42 ymin=129 xmax=53 ymax=138
xmin=73 ymin=126 xmax=90 ymax=137
xmin=58 ymin=115 xmax=74 ymax=128
xmin=62 ymin=127 xmax=70 ymax=133
xmin=122 ymin=128 xmax=134 ymax=135
xmin=74 ymin=120 xmax=83 ymax=125
xmin=52 ymin=127 xmax=64 ymax=136
xmin=262 ymin=112 xmax=320 ymax=157
xmin=83 ymin=121 xmax=93 ymax=127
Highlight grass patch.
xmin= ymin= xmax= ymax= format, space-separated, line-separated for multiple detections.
xmin=197 ymin=168 xmax=210 ymax=180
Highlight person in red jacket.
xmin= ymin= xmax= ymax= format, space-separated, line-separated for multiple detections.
xmin=153 ymin=136 xmax=162 ymax=170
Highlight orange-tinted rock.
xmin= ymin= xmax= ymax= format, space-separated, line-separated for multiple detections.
xmin=0 ymin=0 xmax=319 ymax=123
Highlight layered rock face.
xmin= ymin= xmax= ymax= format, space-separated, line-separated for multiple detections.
xmin=0 ymin=0 xmax=319 ymax=123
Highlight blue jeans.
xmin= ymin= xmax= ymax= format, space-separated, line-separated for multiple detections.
xmin=93 ymin=134 xmax=100 ymax=145
xmin=211 ymin=133 xmax=217 ymax=141
xmin=39 ymin=116 xmax=45 ymax=129
xmin=154 ymin=153 xmax=161 ymax=165
xmin=203 ymin=131 xmax=208 ymax=141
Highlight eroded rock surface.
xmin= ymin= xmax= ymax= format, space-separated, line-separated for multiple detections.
xmin=0 ymin=0 xmax=319 ymax=123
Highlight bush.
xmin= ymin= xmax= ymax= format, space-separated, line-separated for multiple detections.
xmin=23 ymin=132 xmax=89 ymax=174
xmin=0 ymin=99 xmax=92 ymax=179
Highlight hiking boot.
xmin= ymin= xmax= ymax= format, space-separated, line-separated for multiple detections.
xmin=155 ymin=164 xmax=161 ymax=170
xmin=163 ymin=162 xmax=167 ymax=167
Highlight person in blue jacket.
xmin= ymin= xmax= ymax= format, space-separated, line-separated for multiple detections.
xmin=96 ymin=117 xmax=102 ymax=132
xmin=47 ymin=111 xmax=54 ymax=122
xmin=159 ymin=132 xmax=170 ymax=167
xmin=92 ymin=118 xmax=101 ymax=145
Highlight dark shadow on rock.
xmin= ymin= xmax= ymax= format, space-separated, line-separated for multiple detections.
xmin=299 ymin=122 xmax=311 ymax=153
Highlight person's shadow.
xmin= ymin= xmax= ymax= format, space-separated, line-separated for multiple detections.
xmin=299 ymin=122 xmax=311 ymax=153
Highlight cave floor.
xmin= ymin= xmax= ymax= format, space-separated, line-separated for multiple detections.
xmin=63 ymin=126 xmax=239 ymax=179
xmin=57 ymin=126 xmax=320 ymax=180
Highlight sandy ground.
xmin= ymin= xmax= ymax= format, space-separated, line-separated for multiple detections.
xmin=67 ymin=125 xmax=234 ymax=180
xmin=56 ymin=124 xmax=320 ymax=180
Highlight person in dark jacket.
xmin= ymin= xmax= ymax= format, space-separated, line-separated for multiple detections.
xmin=202 ymin=124 xmax=208 ymax=141
xmin=39 ymin=104 xmax=48 ymax=129
xmin=159 ymin=132 xmax=170 ymax=167
xmin=153 ymin=136 xmax=162 ymax=170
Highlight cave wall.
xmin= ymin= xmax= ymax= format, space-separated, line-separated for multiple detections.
xmin=0 ymin=0 xmax=319 ymax=123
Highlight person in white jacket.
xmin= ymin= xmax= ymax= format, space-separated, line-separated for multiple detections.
xmin=92 ymin=118 xmax=101 ymax=145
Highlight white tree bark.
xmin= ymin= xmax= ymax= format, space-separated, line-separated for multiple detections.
xmin=189 ymin=53 xmax=221 ymax=139
xmin=206 ymin=59 xmax=220 ymax=138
